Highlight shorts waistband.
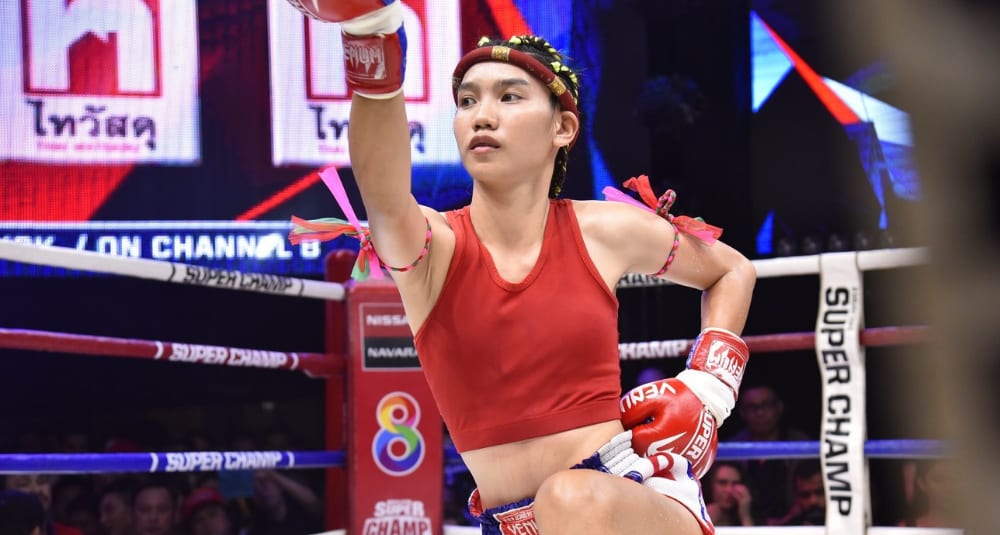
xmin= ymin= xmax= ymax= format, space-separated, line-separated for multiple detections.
xmin=468 ymin=489 xmax=538 ymax=535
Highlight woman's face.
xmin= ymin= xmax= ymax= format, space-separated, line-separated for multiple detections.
xmin=132 ymin=487 xmax=175 ymax=535
xmin=4 ymin=473 xmax=53 ymax=510
xmin=453 ymin=61 xmax=565 ymax=188
xmin=190 ymin=504 xmax=232 ymax=535
xmin=711 ymin=465 xmax=742 ymax=508
xmin=100 ymin=493 xmax=132 ymax=535
xmin=919 ymin=461 xmax=955 ymax=512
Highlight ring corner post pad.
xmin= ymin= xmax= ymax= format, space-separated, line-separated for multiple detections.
xmin=346 ymin=279 xmax=443 ymax=535
xmin=815 ymin=252 xmax=872 ymax=533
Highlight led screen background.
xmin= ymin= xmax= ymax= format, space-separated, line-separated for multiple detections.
xmin=749 ymin=1 xmax=922 ymax=257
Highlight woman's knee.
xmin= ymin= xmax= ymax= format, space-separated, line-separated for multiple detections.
xmin=534 ymin=470 xmax=613 ymax=521
xmin=534 ymin=471 xmax=704 ymax=535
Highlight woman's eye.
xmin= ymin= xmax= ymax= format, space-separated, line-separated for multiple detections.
xmin=459 ymin=96 xmax=475 ymax=107
xmin=501 ymin=93 xmax=521 ymax=102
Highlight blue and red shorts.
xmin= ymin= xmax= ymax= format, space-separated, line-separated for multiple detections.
xmin=467 ymin=431 xmax=714 ymax=535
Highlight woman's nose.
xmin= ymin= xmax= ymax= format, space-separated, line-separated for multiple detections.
xmin=473 ymin=101 xmax=497 ymax=130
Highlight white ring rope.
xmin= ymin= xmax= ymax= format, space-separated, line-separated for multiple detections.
xmin=0 ymin=240 xmax=925 ymax=298
xmin=0 ymin=239 xmax=345 ymax=301
xmin=616 ymin=247 xmax=929 ymax=288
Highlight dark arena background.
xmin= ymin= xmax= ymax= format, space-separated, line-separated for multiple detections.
xmin=1 ymin=0 xmax=939 ymax=530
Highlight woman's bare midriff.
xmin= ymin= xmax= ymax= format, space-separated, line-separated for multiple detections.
xmin=459 ymin=419 xmax=625 ymax=508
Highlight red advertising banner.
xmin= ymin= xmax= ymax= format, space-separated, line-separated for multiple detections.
xmin=348 ymin=280 xmax=442 ymax=535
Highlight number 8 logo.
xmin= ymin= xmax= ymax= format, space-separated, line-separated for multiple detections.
xmin=372 ymin=391 xmax=425 ymax=476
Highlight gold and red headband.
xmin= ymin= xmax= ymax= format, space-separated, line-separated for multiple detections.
xmin=452 ymin=45 xmax=580 ymax=145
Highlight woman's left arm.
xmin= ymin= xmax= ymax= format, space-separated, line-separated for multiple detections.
xmin=606 ymin=201 xmax=756 ymax=333
xmin=594 ymin=199 xmax=756 ymax=472
xmin=687 ymin=238 xmax=756 ymax=335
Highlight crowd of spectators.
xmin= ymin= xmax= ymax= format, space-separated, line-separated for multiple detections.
xmin=1 ymin=375 xmax=958 ymax=532
xmin=0 ymin=426 xmax=324 ymax=535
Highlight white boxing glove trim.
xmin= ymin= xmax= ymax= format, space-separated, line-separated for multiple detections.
xmin=353 ymin=87 xmax=403 ymax=100
xmin=643 ymin=457 xmax=712 ymax=531
xmin=701 ymin=326 xmax=741 ymax=339
xmin=676 ymin=368 xmax=734 ymax=425
xmin=340 ymin=1 xmax=403 ymax=36
xmin=597 ymin=430 xmax=666 ymax=481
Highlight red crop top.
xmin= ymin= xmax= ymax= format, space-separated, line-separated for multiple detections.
xmin=413 ymin=199 xmax=623 ymax=451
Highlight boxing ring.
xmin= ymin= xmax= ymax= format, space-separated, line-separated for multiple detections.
xmin=0 ymin=238 xmax=960 ymax=535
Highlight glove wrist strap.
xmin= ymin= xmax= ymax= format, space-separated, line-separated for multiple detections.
xmin=686 ymin=327 xmax=749 ymax=396
xmin=342 ymin=29 xmax=406 ymax=99
xmin=676 ymin=369 xmax=733 ymax=424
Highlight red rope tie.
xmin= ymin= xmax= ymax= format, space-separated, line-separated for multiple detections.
xmin=286 ymin=168 xmax=432 ymax=281
xmin=288 ymin=216 xmax=381 ymax=281
xmin=621 ymin=175 xmax=723 ymax=245
xmin=603 ymin=174 xmax=723 ymax=276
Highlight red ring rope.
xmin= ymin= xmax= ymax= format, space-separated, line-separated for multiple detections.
xmin=0 ymin=327 xmax=343 ymax=377
xmin=1 ymin=326 xmax=927 ymax=369
xmin=751 ymin=325 xmax=928 ymax=352
xmin=618 ymin=325 xmax=928 ymax=360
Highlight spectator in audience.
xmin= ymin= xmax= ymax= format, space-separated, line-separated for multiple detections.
xmin=704 ymin=461 xmax=755 ymax=526
xmin=97 ymin=478 xmax=137 ymax=535
xmin=0 ymin=489 xmax=47 ymax=535
xmin=897 ymin=458 xmax=959 ymax=528
xmin=50 ymin=476 xmax=93 ymax=527
xmin=63 ymin=492 xmax=100 ymax=535
xmin=2 ymin=474 xmax=84 ymax=535
xmin=59 ymin=431 xmax=91 ymax=455
xmin=132 ymin=478 xmax=181 ymax=535
xmin=13 ymin=428 xmax=56 ymax=454
xmin=181 ymin=486 xmax=242 ymax=535
xmin=218 ymin=435 xmax=259 ymax=530
xmin=245 ymin=470 xmax=321 ymax=535
xmin=229 ymin=434 xmax=257 ymax=453
xmin=772 ymin=459 xmax=825 ymax=526
xmin=260 ymin=427 xmax=293 ymax=452
xmin=729 ymin=383 xmax=812 ymax=523
xmin=3 ymin=474 xmax=54 ymax=512
xmin=92 ymin=438 xmax=143 ymax=492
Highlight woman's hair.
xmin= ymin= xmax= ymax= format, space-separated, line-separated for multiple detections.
xmin=468 ymin=35 xmax=582 ymax=198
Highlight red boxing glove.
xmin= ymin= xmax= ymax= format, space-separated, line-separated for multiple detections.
xmin=620 ymin=377 xmax=718 ymax=479
xmin=285 ymin=0 xmax=407 ymax=99
xmin=288 ymin=0 xmax=393 ymax=22
xmin=675 ymin=327 xmax=750 ymax=427
xmin=286 ymin=0 xmax=394 ymax=22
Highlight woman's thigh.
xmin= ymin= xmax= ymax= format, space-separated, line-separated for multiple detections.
xmin=533 ymin=469 xmax=704 ymax=535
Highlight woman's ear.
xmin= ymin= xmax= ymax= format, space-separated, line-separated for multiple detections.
xmin=553 ymin=109 xmax=580 ymax=149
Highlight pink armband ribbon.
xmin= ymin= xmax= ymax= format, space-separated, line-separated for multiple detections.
xmin=287 ymin=167 xmax=385 ymax=281
xmin=602 ymin=174 xmax=723 ymax=244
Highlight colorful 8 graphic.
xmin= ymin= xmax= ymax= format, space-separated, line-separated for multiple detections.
xmin=372 ymin=391 xmax=425 ymax=476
